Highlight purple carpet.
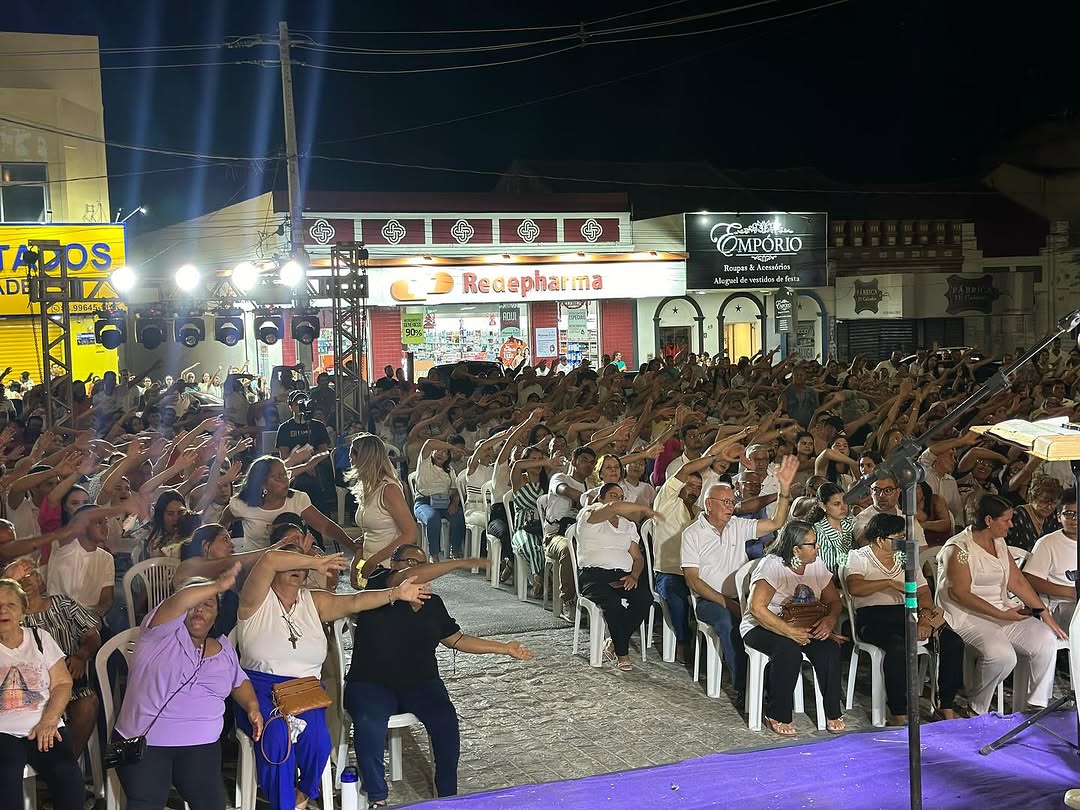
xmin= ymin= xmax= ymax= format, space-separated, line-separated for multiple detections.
xmin=415 ymin=711 xmax=1080 ymax=809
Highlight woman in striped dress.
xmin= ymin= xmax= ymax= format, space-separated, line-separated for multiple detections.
xmin=813 ymin=482 xmax=857 ymax=573
xmin=509 ymin=447 xmax=564 ymax=598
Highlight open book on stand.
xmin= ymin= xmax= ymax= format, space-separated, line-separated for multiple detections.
xmin=970 ymin=417 xmax=1080 ymax=461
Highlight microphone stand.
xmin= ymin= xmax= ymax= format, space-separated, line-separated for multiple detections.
xmin=843 ymin=309 xmax=1080 ymax=810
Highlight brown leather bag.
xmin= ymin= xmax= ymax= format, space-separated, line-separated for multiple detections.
xmin=261 ymin=677 xmax=332 ymax=764
xmin=779 ymin=601 xmax=828 ymax=629
xmin=271 ymin=677 xmax=332 ymax=717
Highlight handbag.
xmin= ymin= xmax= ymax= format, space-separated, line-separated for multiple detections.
xmin=778 ymin=601 xmax=829 ymax=629
xmin=261 ymin=677 xmax=332 ymax=764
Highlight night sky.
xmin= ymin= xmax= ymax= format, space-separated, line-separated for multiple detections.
xmin=5 ymin=0 xmax=1077 ymax=229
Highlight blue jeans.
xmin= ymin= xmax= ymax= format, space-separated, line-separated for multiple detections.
xmin=413 ymin=501 xmax=466 ymax=556
xmin=655 ymin=573 xmax=691 ymax=643
xmin=695 ymin=597 xmax=745 ymax=690
xmin=344 ymin=679 xmax=460 ymax=802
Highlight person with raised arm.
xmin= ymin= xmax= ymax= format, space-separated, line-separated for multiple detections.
xmin=236 ymin=546 xmax=427 ymax=810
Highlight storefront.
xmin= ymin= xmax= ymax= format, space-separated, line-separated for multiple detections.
xmin=361 ymin=255 xmax=686 ymax=376
xmin=0 ymin=223 xmax=124 ymax=381
xmin=637 ymin=212 xmax=830 ymax=361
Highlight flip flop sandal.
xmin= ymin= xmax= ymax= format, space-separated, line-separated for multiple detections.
xmin=617 ymin=659 xmax=634 ymax=672
xmin=764 ymin=716 xmax=797 ymax=737
xmin=826 ymin=718 xmax=846 ymax=734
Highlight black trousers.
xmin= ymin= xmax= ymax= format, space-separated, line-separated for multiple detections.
xmin=744 ymin=625 xmax=843 ymax=724
xmin=856 ymin=605 xmax=965 ymax=714
xmin=486 ymin=503 xmax=514 ymax=562
xmin=0 ymin=732 xmax=83 ymax=810
xmin=579 ymin=567 xmax=653 ymax=657
xmin=117 ymin=739 xmax=226 ymax=810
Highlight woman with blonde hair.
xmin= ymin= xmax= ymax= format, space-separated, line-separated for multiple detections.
xmin=347 ymin=433 xmax=418 ymax=584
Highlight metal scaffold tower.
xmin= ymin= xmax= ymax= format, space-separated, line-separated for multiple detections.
xmin=28 ymin=240 xmax=75 ymax=427
xmin=330 ymin=241 xmax=370 ymax=433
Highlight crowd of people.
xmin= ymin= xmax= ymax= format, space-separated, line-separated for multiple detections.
xmin=0 ymin=339 xmax=1078 ymax=807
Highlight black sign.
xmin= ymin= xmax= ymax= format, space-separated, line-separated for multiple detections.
xmin=852 ymin=278 xmax=885 ymax=314
xmin=774 ymin=286 xmax=795 ymax=334
xmin=945 ymin=274 xmax=1000 ymax=314
xmin=685 ymin=212 xmax=827 ymax=289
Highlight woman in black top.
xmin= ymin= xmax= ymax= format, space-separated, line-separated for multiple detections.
xmin=345 ymin=544 xmax=534 ymax=807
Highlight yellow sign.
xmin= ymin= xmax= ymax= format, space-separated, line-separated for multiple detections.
xmin=0 ymin=223 xmax=126 ymax=316
xmin=401 ymin=311 xmax=425 ymax=345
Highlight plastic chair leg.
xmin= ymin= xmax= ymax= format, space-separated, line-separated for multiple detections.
xmin=846 ymin=647 xmax=859 ymax=710
xmin=811 ymin=669 xmax=827 ymax=731
xmin=747 ymin=653 xmax=765 ymax=731
xmin=335 ymin=716 xmax=353 ymax=789
xmin=794 ymin=670 xmax=805 ymax=714
xmin=515 ymin=555 xmax=528 ymax=602
xmin=662 ymin=617 xmax=677 ymax=664
xmin=705 ymin=634 xmax=722 ymax=698
xmin=693 ymin=632 xmax=702 ymax=684
xmin=488 ymin=539 xmax=502 ymax=588
xmin=640 ymin=618 xmax=649 ymax=663
xmin=321 ymin=758 xmax=335 ymax=810
xmin=589 ymin=612 xmax=605 ymax=668
xmin=23 ymin=771 xmax=36 ymax=810
xmin=389 ymin=727 xmax=404 ymax=782
xmin=86 ymin=727 xmax=104 ymax=799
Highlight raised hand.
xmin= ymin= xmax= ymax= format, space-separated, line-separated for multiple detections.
xmin=215 ymin=562 xmax=241 ymax=592
xmin=395 ymin=575 xmax=432 ymax=607
xmin=315 ymin=553 xmax=349 ymax=575
xmin=775 ymin=454 xmax=800 ymax=491
xmin=504 ymin=640 xmax=534 ymax=661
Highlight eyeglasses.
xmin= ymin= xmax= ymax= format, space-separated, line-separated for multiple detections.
xmin=707 ymin=497 xmax=736 ymax=507
xmin=796 ymin=541 xmax=818 ymax=548
xmin=1062 ymin=511 xmax=1078 ymax=519
xmin=397 ymin=557 xmax=426 ymax=566
xmin=871 ymin=485 xmax=898 ymax=495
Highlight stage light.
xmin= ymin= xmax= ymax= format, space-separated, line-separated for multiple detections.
xmin=214 ymin=315 xmax=244 ymax=347
xmin=254 ymin=311 xmax=283 ymax=345
xmin=135 ymin=314 xmax=167 ymax=350
xmin=94 ymin=313 xmax=126 ymax=350
xmin=291 ymin=312 xmax=320 ymax=345
xmin=231 ymin=261 xmax=258 ymax=293
xmin=110 ymin=266 xmax=136 ymax=294
xmin=174 ymin=264 xmax=201 ymax=292
xmin=279 ymin=259 xmax=304 ymax=287
xmin=174 ymin=316 xmax=205 ymax=348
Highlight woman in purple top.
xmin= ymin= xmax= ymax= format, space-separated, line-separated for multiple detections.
xmin=114 ymin=563 xmax=263 ymax=810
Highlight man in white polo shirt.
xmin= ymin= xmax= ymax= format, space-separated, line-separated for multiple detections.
xmin=681 ymin=456 xmax=796 ymax=691
xmin=853 ymin=474 xmax=926 ymax=550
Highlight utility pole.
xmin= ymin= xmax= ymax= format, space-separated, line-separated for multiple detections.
xmin=278 ymin=21 xmax=314 ymax=377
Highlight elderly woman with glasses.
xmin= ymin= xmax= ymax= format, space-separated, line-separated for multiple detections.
xmin=1006 ymin=474 xmax=1062 ymax=553
xmin=740 ymin=520 xmax=845 ymax=736
xmin=1024 ymin=490 xmax=1079 ymax=629
xmin=346 ymin=543 xmax=533 ymax=807
xmin=845 ymin=514 xmax=965 ymax=723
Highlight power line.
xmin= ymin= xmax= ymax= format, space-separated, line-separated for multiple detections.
xmin=0 ymin=114 xmax=268 ymax=164
xmin=294 ymin=44 xmax=582 ymax=75
xmin=306 ymin=153 xmax=1001 ymax=197
xmin=292 ymin=22 xmax=579 ymax=36
xmin=588 ymin=0 xmax=699 ymax=26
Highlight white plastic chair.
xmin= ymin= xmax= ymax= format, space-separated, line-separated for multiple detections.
xmin=533 ymin=493 xmax=554 ymax=612
xmin=641 ymin=519 xmax=677 ymax=663
xmin=237 ymin=728 xmax=335 ymax=810
xmin=94 ymin=628 xmax=142 ymax=810
xmin=838 ymin=565 xmax=933 ymax=727
xmin=688 ymin=592 xmax=724 ymax=698
xmin=568 ymin=525 xmax=649 ymax=666
xmin=503 ymin=490 xmax=532 ymax=603
xmin=481 ymin=481 xmax=501 ymax=588
xmin=121 ymin=557 xmax=180 ymax=629
xmin=408 ymin=471 xmax=450 ymax=559
xmin=22 ymin=765 xmax=36 ymax=810
xmin=735 ymin=559 xmax=826 ymax=731
xmin=1007 ymin=545 xmax=1030 ymax=569
xmin=331 ymin=619 xmax=433 ymax=799
xmin=456 ymin=470 xmax=483 ymax=573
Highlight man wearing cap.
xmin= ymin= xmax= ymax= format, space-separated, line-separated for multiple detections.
xmin=276 ymin=391 xmax=337 ymax=530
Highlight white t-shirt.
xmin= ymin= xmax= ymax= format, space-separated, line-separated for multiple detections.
xmin=415 ymin=456 xmax=453 ymax=498
xmin=1025 ymin=529 xmax=1078 ymax=608
xmin=620 ymin=479 xmax=656 ymax=507
xmin=740 ymin=555 xmax=833 ymax=636
xmin=237 ymin=588 xmax=326 ymax=679
xmin=680 ymin=513 xmax=754 ymax=597
xmin=0 ymin=628 xmax=66 ymax=738
xmin=9 ymin=495 xmax=41 ymax=545
xmin=853 ymin=504 xmax=926 ymax=549
xmin=845 ymin=546 xmax=927 ymax=610
xmin=46 ymin=541 xmax=114 ymax=611
xmin=228 ymin=490 xmax=312 ymax=551
xmin=547 ymin=473 xmax=586 ymax=523
xmin=574 ymin=505 xmax=638 ymax=571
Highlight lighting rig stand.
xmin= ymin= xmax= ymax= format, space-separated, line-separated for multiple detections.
xmin=330 ymin=241 xmax=370 ymax=434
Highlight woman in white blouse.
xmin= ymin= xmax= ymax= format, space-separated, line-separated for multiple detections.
xmin=412 ymin=439 xmax=467 ymax=561
xmin=574 ymin=483 xmax=658 ymax=672
xmin=846 ymin=513 xmax=964 ymax=723
xmin=348 ymin=434 xmax=417 ymax=585
xmin=937 ymin=494 xmax=1066 ymax=715
xmin=222 ymin=455 xmax=355 ymax=552
xmin=236 ymin=537 xmax=427 ymax=810
xmin=740 ymin=520 xmax=845 ymax=736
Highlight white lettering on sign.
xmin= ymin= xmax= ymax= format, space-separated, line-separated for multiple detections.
xmin=710 ymin=220 xmax=803 ymax=263
xmin=462 ymin=270 xmax=602 ymax=298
